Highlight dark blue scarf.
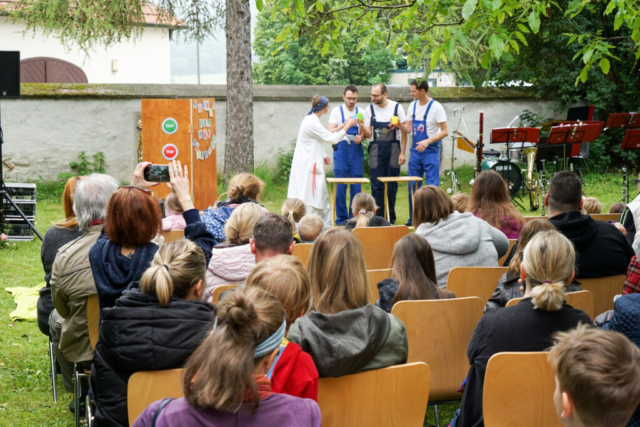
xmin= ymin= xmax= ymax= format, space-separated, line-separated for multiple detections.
xmin=308 ymin=96 xmax=328 ymax=115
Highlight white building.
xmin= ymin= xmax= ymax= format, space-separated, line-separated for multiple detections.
xmin=389 ymin=66 xmax=457 ymax=87
xmin=0 ymin=2 xmax=180 ymax=84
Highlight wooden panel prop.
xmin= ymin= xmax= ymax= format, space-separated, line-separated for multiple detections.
xmin=141 ymin=99 xmax=218 ymax=210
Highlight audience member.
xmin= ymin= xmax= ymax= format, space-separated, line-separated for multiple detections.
xmin=608 ymin=202 xmax=626 ymax=214
xmin=298 ymin=214 xmax=324 ymax=243
xmin=343 ymin=192 xmax=390 ymax=230
xmin=455 ymin=230 xmax=591 ymax=427
xmin=92 ymin=239 xmax=215 ymax=427
xmin=413 ymin=186 xmax=509 ymax=288
xmin=376 ymin=234 xmax=454 ymax=313
xmin=485 ymin=219 xmax=581 ymax=311
xmin=204 ymin=203 xmax=265 ymax=302
xmin=467 ymin=170 xmax=524 ymax=239
xmin=623 ymin=255 xmax=640 ymax=295
xmin=49 ymin=173 xmax=118 ymax=405
xmin=250 ymin=213 xmax=296 ymax=263
xmin=132 ymin=287 xmax=321 ymax=427
xmin=90 ymin=161 xmax=215 ymax=312
xmin=622 ymin=172 xmax=640 ymax=252
xmin=549 ymin=325 xmax=640 ymax=427
xmin=161 ymin=192 xmax=186 ymax=231
xmin=546 ymin=171 xmax=634 ymax=277
xmin=582 ymin=196 xmax=602 ymax=215
xmin=201 ymin=173 xmax=266 ymax=245
xmin=287 ymin=228 xmax=408 ymax=377
xmin=37 ymin=176 xmax=84 ymax=336
xmin=246 ymin=255 xmax=319 ymax=400
xmin=451 ymin=192 xmax=469 ymax=214
xmin=282 ymin=198 xmax=307 ymax=233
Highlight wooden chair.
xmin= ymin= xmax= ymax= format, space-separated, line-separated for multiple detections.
xmin=498 ymin=239 xmax=518 ymax=266
xmin=446 ymin=267 xmax=509 ymax=307
xmin=161 ymin=229 xmax=184 ymax=243
xmin=352 ymin=226 xmax=409 ymax=270
xmin=367 ymin=269 xmax=392 ymax=305
xmin=292 ymin=243 xmax=313 ymax=269
xmin=74 ymin=294 xmax=100 ymax=427
xmin=211 ymin=284 xmax=238 ymax=304
xmin=127 ymin=369 xmax=185 ymax=425
xmin=483 ymin=352 xmax=562 ymax=427
xmin=391 ymin=298 xmax=483 ymax=405
xmin=524 ymin=216 xmax=549 ymax=223
xmin=590 ymin=213 xmax=621 ymax=222
xmin=318 ymin=362 xmax=430 ymax=427
xmin=506 ymin=290 xmax=595 ymax=320
xmin=579 ymin=275 xmax=625 ymax=317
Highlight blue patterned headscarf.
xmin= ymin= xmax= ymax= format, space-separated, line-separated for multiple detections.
xmin=308 ymin=96 xmax=328 ymax=115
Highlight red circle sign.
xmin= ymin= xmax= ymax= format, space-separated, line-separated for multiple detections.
xmin=162 ymin=144 xmax=179 ymax=160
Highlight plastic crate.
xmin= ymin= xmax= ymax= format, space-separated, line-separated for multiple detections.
xmin=5 ymin=183 xmax=37 ymax=200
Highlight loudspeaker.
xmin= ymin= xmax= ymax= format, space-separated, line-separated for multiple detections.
xmin=0 ymin=51 xmax=20 ymax=99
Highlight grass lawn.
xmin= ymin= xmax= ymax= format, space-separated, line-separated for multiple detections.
xmin=0 ymin=166 xmax=630 ymax=426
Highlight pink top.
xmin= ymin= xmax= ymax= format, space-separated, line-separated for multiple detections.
xmin=162 ymin=207 xmax=187 ymax=231
xmin=473 ymin=213 xmax=523 ymax=239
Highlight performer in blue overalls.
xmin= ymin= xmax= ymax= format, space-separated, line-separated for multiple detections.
xmin=402 ymin=79 xmax=449 ymax=225
xmin=363 ymin=83 xmax=411 ymax=224
xmin=328 ymin=85 xmax=364 ymax=225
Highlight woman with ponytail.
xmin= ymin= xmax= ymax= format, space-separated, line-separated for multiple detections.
xmin=91 ymin=239 xmax=215 ymax=427
xmin=454 ymin=230 xmax=591 ymax=427
xmin=344 ymin=192 xmax=390 ymax=230
xmin=133 ymin=286 xmax=321 ymax=427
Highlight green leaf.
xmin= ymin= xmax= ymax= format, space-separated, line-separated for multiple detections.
xmin=488 ymin=33 xmax=505 ymax=59
xmin=579 ymin=67 xmax=588 ymax=83
xmin=445 ymin=37 xmax=455 ymax=58
xmin=604 ymin=1 xmax=616 ymax=15
xmin=566 ymin=34 xmax=578 ymax=45
xmin=455 ymin=29 xmax=468 ymax=46
xmin=498 ymin=11 xmax=505 ymax=24
xmin=256 ymin=0 xmax=264 ymax=12
xmin=510 ymin=39 xmax=520 ymax=54
xmin=528 ymin=11 xmax=540 ymax=33
xmin=295 ymin=0 xmax=305 ymax=16
xmin=480 ymin=49 xmax=492 ymax=68
xmin=320 ymin=40 xmax=329 ymax=56
xmin=492 ymin=0 xmax=501 ymax=10
xmin=514 ymin=31 xmax=528 ymax=46
xmin=316 ymin=1 xmax=324 ymax=12
xmin=614 ymin=13 xmax=624 ymax=30
xmin=518 ymin=24 xmax=530 ymax=34
xmin=430 ymin=44 xmax=446 ymax=70
xmin=462 ymin=0 xmax=478 ymax=20
xmin=599 ymin=57 xmax=610 ymax=74
xmin=564 ymin=0 xmax=581 ymax=16
xmin=583 ymin=48 xmax=594 ymax=64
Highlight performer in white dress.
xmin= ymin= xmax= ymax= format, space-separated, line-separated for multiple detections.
xmin=288 ymin=95 xmax=358 ymax=228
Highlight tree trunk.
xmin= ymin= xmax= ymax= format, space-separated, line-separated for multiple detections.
xmin=224 ymin=0 xmax=254 ymax=176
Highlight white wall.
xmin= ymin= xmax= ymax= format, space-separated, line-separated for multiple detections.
xmin=0 ymin=19 xmax=171 ymax=84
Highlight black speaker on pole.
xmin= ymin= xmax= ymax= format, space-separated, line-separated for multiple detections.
xmin=0 ymin=51 xmax=20 ymax=99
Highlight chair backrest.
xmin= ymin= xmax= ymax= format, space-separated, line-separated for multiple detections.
xmin=524 ymin=216 xmax=549 ymax=223
xmin=391 ymin=297 xmax=483 ymax=401
xmin=483 ymin=352 xmax=562 ymax=427
xmin=86 ymin=294 xmax=100 ymax=350
xmin=367 ymin=269 xmax=392 ymax=305
xmin=127 ymin=368 xmax=185 ymax=425
xmin=506 ymin=290 xmax=595 ymax=320
xmin=161 ymin=229 xmax=184 ymax=243
xmin=446 ymin=267 xmax=509 ymax=307
xmin=352 ymin=226 xmax=410 ymax=270
xmin=590 ymin=213 xmax=621 ymax=222
xmin=318 ymin=362 xmax=430 ymax=427
xmin=578 ymin=275 xmax=625 ymax=317
xmin=292 ymin=243 xmax=313 ymax=269
xmin=498 ymin=239 xmax=518 ymax=266
xmin=211 ymin=284 xmax=238 ymax=304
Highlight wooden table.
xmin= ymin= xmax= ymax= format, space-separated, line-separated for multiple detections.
xmin=376 ymin=176 xmax=423 ymax=222
xmin=326 ymin=177 xmax=371 ymax=226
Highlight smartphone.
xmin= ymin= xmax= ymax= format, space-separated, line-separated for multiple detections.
xmin=144 ymin=164 xmax=170 ymax=183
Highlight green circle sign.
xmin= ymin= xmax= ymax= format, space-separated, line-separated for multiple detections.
xmin=162 ymin=118 xmax=178 ymax=135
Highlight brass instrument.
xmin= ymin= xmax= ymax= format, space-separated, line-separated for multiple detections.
xmin=540 ymin=160 xmax=548 ymax=216
xmin=523 ymin=147 xmax=540 ymax=210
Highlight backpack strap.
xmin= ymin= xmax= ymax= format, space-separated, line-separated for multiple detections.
xmin=339 ymin=105 xmax=345 ymax=123
xmin=152 ymin=398 xmax=174 ymax=427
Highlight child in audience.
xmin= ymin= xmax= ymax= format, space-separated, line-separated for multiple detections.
xmin=609 ymin=202 xmax=626 ymax=214
xmin=133 ymin=286 xmax=320 ymax=427
xmin=582 ymin=197 xmax=602 ymax=214
xmin=298 ymin=214 xmax=324 ymax=243
xmin=450 ymin=193 xmax=469 ymax=214
xmin=287 ymin=228 xmax=408 ymax=378
xmin=549 ymin=325 xmax=640 ymax=427
xmin=455 ymin=230 xmax=591 ymax=427
xmin=376 ymin=234 xmax=454 ymax=313
xmin=282 ymin=198 xmax=307 ymax=232
xmin=161 ymin=192 xmax=186 ymax=231
xmin=246 ymin=255 xmax=319 ymax=400
xmin=344 ymin=192 xmax=391 ymax=230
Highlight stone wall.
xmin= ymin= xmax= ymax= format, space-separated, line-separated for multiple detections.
xmin=1 ymin=83 xmax=558 ymax=182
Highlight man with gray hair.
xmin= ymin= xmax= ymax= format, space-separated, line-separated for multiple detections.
xmin=48 ymin=173 xmax=118 ymax=409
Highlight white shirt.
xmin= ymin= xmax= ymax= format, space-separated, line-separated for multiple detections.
xmin=363 ymin=100 xmax=407 ymax=140
xmin=407 ymin=99 xmax=447 ymax=139
xmin=328 ymin=104 xmax=362 ymax=125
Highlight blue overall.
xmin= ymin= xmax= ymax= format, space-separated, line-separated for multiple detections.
xmin=334 ymin=106 xmax=364 ymax=225
xmin=369 ymin=103 xmax=401 ymax=224
xmin=408 ymin=100 xmax=440 ymax=225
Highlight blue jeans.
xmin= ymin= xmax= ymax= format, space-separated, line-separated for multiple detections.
xmin=407 ymin=143 xmax=440 ymax=224
xmin=334 ymin=140 xmax=364 ymax=225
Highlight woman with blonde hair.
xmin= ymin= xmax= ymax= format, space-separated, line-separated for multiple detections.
xmin=455 ymin=230 xmax=591 ymax=427
xmin=204 ymin=203 xmax=266 ymax=302
xmin=287 ymin=228 xmax=408 ymax=377
xmin=282 ymin=198 xmax=307 ymax=233
xmin=133 ymin=286 xmax=321 ymax=427
xmin=344 ymin=192 xmax=390 ymax=230
xmin=92 ymin=239 xmax=215 ymax=427
xmin=202 ymin=172 xmax=267 ymax=245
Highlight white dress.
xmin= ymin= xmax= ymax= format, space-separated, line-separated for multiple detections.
xmin=287 ymin=114 xmax=346 ymax=228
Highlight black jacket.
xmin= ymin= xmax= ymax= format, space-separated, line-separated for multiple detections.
xmin=91 ymin=289 xmax=214 ymax=427
xmin=550 ymin=211 xmax=634 ymax=278
xmin=344 ymin=215 xmax=391 ymax=230
xmin=457 ymin=298 xmax=591 ymax=427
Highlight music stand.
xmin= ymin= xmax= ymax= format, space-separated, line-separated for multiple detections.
xmin=605 ymin=113 xmax=640 ymax=130
xmin=546 ymin=122 xmax=603 ymax=171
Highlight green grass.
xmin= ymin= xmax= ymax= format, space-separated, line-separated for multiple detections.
xmin=0 ymin=167 xmax=629 ymax=426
